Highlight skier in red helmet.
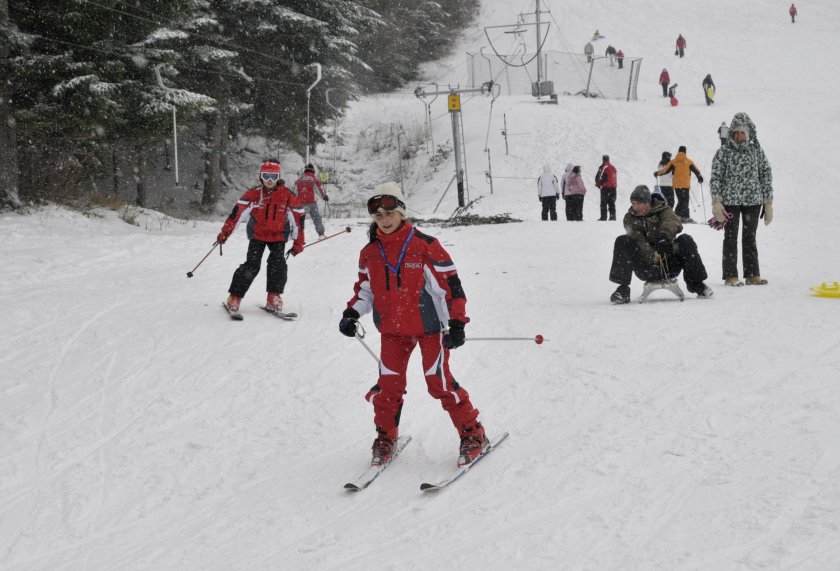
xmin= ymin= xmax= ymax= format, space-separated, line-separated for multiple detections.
xmin=218 ymin=160 xmax=305 ymax=316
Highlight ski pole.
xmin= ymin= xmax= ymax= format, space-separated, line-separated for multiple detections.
xmin=186 ymin=242 xmax=221 ymax=278
xmin=467 ymin=335 xmax=546 ymax=345
xmin=699 ymin=181 xmax=708 ymax=222
xmin=353 ymin=321 xmax=381 ymax=364
xmin=286 ymin=226 xmax=352 ymax=259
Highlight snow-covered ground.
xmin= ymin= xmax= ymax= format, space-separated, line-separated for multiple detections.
xmin=3 ymin=0 xmax=840 ymax=569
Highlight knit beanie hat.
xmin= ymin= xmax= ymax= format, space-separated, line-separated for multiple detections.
xmin=630 ymin=185 xmax=651 ymax=204
xmin=678 ymin=145 xmax=687 ymax=153
xmin=370 ymin=181 xmax=407 ymax=217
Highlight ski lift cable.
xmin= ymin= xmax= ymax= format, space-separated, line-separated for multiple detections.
xmin=484 ymin=24 xmax=551 ymax=68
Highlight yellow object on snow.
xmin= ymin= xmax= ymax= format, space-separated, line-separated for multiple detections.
xmin=810 ymin=281 xmax=840 ymax=298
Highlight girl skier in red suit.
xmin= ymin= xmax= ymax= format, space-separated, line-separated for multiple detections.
xmin=339 ymin=182 xmax=488 ymax=467
xmin=218 ymin=160 xmax=305 ymax=314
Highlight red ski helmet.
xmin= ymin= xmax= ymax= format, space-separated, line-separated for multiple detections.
xmin=259 ymin=161 xmax=282 ymax=175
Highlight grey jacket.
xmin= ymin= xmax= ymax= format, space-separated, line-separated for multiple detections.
xmin=709 ymin=112 xmax=773 ymax=206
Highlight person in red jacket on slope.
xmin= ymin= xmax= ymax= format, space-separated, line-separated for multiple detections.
xmin=659 ymin=69 xmax=670 ymax=98
xmin=217 ymin=160 xmax=305 ymax=314
xmin=294 ymin=163 xmax=329 ymax=239
xmin=338 ymin=182 xmax=488 ymax=468
xmin=789 ymin=3 xmax=797 ymax=23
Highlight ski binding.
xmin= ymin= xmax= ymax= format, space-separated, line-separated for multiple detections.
xmin=420 ymin=432 xmax=509 ymax=492
xmin=344 ymin=435 xmax=412 ymax=492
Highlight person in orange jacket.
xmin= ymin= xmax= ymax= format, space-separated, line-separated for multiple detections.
xmin=218 ymin=160 xmax=305 ymax=315
xmin=654 ymin=146 xmax=703 ymax=223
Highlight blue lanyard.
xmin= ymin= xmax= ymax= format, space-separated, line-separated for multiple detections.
xmin=378 ymin=227 xmax=414 ymax=276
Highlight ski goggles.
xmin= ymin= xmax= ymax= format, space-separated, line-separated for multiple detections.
xmin=260 ymin=172 xmax=280 ymax=183
xmin=367 ymin=194 xmax=405 ymax=215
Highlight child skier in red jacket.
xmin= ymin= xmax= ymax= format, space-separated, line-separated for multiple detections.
xmin=218 ymin=160 xmax=305 ymax=315
xmin=339 ymin=182 xmax=488 ymax=467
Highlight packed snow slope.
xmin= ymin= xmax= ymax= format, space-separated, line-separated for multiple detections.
xmin=3 ymin=0 xmax=840 ymax=569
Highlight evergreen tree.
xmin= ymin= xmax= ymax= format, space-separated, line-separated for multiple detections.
xmin=6 ymin=0 xmax=213 ymax=204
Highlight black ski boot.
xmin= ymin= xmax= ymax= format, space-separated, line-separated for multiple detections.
xmin=610 ymin=284 xmax=631 ymax=304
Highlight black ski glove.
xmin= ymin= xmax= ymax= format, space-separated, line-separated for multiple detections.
xmin=697 ymin=175 xmax=704 ymax=183
xmin=323 ymin=195 xmax=329 ymax=202
xmin=339 ymin=307 xmax=360 ymax=337
xmin=656 ymin=233 xmax=674 ymax=258
xmin=443 ymin=319 xmax=466 ymax=349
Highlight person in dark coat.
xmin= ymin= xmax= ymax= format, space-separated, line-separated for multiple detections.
xmin=605 ymin=45 xmax=617 ymax=66
xmin=702 ymin=74 xmax=716 ymax=105
xmin=608 ymin=185 xmax=712 ymax=303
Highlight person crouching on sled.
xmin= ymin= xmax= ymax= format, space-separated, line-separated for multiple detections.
xmin=338 ymin=182 xmax=488 ymax=467
xmin=608 ymin=185 xmax=713 ymax=304
xmin=218 ymin=160 xmax=305 ymax=315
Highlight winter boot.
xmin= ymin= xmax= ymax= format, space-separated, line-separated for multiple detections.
xmin=225 ymin=294 xmax=242 ymax=313
xmin=371 ymin=436 xmax=397 ymax=468
xmin=687 ymin=281 xmax=714 ymax=298
xmin=610 ymin=284 xmax=631 ymax=304
xmin=458 ymin=422 xmax=488 ymax=467
xmin=725 ymin=277 xmax=744 ymax=287
xmin=745 ymin=276 xmax=768 ymax=285
xmin=265 ymin=291 xmax=283 ymax=313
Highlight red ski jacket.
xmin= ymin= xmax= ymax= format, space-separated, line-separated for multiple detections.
xmin=294 ymin=171 xmax=326 ymax=204
xmin=789 ymin=5 xmax=797 ymax=16
xmin=346 ymin=221 xmax=468 ymax=336
xmin=676 ymin=36 xmax=686 ymax=49
xmin=220 ymin=185 xmax=304 ymax=246
xmin=596 ymin=162 xmax=618 ymax=189
xmin=659 ymin=70 xmax=670 ymax=85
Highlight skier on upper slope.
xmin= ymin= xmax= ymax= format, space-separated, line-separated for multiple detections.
xmin=218 ymin=160 xmax=305 ymax=315
xmin=338 ymin=182 xmax=488 ymax=468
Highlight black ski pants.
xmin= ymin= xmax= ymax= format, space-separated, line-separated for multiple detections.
xmin=599 ymin=187 xmax=617 ymax=220
xmin=228 ymin=239 xmax=288 ymax=298
xmin=674 ymin=188 xmax=691 ymax=220
xmin=722 ymin=204 xmax=762 ymax=279
xmin=658 ymin=186 xmax=675 ymax=208
xmin=540 ymin=196 xmax=558 ymax=221
xmin=609 ymin=234 xmax=708 ymax=286
xmin=565 ymin=195 xmax=584 ymax=221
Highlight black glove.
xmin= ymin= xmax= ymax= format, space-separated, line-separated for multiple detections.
xmin=323 ymin=195 xmax=329 ymax=202
xmin=697 ymin=175 xmax=704 ymax=183
xmin=443 ymin=319 xmax=466 ymax=349
xmin=656 ymin=233 xmax=674 ymax=258
xmin=339 ymin=308 xmax=360 ymax=337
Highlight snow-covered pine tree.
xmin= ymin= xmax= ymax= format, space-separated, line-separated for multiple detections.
xmin=5 ymin=0 xmax=213 ymax=205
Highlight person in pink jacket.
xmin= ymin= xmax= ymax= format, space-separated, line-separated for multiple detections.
xmin=562 ymin=165 xmax=587 ymax=221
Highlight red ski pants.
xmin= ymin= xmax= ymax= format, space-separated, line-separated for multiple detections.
xmin=366 ymin=332 xmax=480 ymax=440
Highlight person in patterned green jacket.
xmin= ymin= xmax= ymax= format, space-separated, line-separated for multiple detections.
xmin=709 ymin=112 xmax=774 ymax=286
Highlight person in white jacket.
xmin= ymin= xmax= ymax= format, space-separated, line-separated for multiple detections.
xmin=537 ymin=164 xmax=560 ymax=221
xmin=654 ymin=151 xmax=675 ymax=208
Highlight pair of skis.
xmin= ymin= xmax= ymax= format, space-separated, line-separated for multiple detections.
xmin=344 ymin=432 xmax=509 ymax=493
xmin=222 ymin=303 xmax=298 ymax=321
